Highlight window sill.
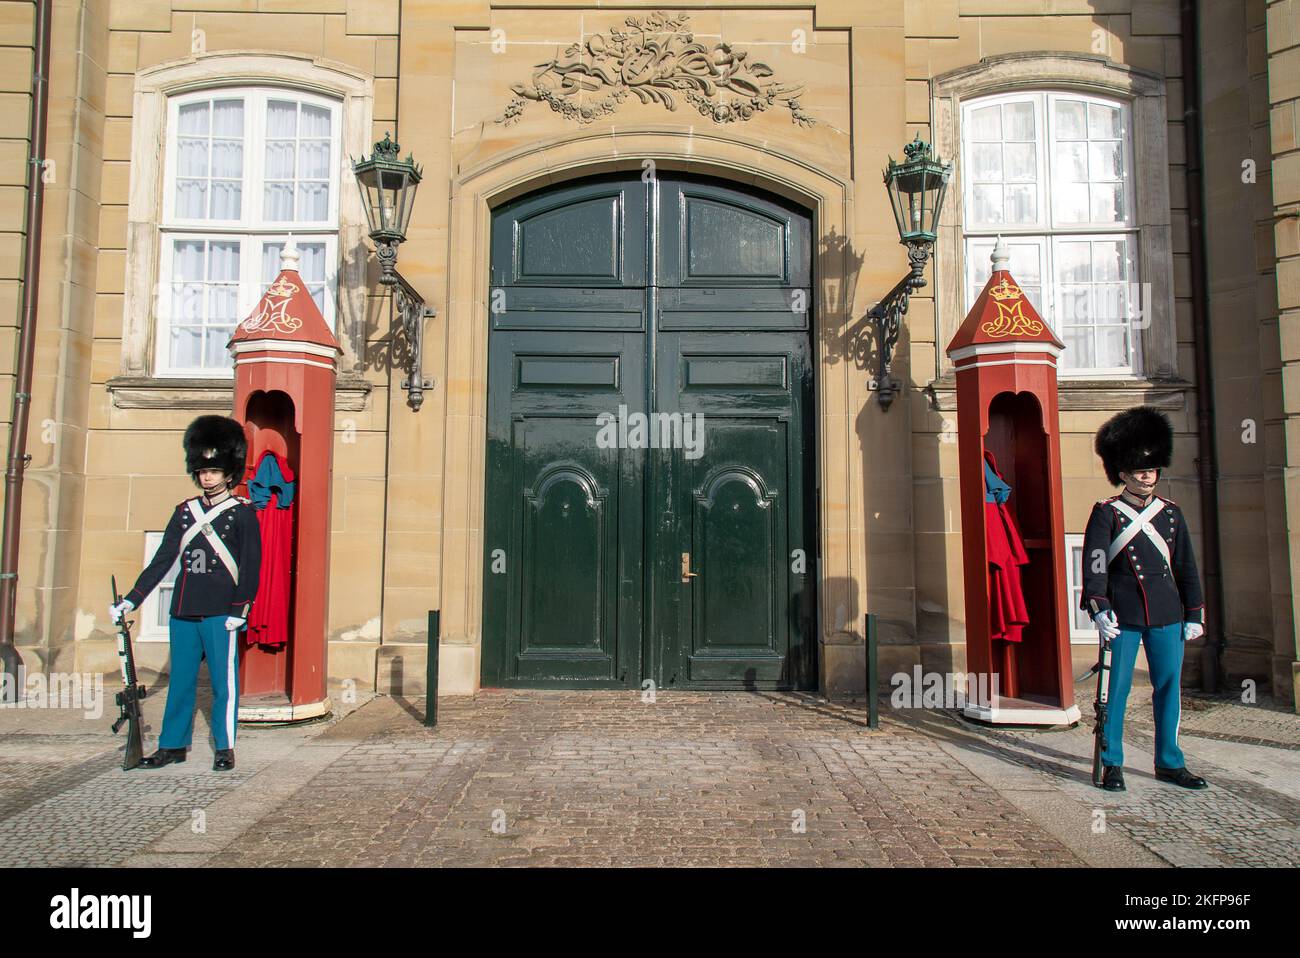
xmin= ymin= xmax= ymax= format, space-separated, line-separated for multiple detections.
xmin=922 ymin=374 xmax=1190 ymax=412
xmin=106 ymin=375 xmax=373 ymax=411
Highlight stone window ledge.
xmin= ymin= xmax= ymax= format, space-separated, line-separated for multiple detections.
xmin=923 ymin=375 xmax=1189 ymax=412
xmin=106 ymin=375 xmax=373 ymax=412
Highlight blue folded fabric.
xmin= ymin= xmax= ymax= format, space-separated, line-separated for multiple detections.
xmin=984 ymin=459 xmax=1011 ymax=504
xmin=248 ymin=452 xmax=295 ymax=509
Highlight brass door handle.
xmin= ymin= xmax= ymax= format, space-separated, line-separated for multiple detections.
xmin=681 ymin=552 xmax=698 ymax=583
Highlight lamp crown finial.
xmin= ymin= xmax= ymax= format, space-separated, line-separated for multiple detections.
xmin=903 ymin=134 xmax=931 ymax=162
xmin=373 ymin=131 xmax=400 ymax=159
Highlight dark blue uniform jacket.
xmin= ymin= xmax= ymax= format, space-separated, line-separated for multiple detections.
xmin=126 ymin=494 xmax=261 ymax=620
xmin=1080 ymin=494 xmax=1204 ymax=629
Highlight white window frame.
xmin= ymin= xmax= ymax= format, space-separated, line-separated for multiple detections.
xmin=155 ymin=85 xmax=343 ymax=378
xmin=137 ymin=531 xmax=180 ymax=643
xmin=1065 ymin=533 xmax=1097 ymax=643
xmin=155 ymin=231 xmax=340 ymax=377
xmin=961 ymin=90 xmax=1141 ymax=377
xmin=162 ymin=87 xmax=342 ymax=230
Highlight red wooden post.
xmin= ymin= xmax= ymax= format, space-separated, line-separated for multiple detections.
xmin=946 ymin=241 xmax=1080 ymax=725
xmin=229 ymin=241 xmax=340 ymax=721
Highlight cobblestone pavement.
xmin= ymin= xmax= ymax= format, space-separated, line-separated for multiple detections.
xmin=1 ymin=681 xmax=1296 ymax=868
xmin=903 ymin=688 xmax=1300 ymax=868
xmin=202 ymin=692 xmax=1083 ymax=867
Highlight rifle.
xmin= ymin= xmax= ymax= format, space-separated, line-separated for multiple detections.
xmin=1075 ymin=633 xmax=1113 ymax=787
xmin=110 ymin=575 xmax=147 ymax=770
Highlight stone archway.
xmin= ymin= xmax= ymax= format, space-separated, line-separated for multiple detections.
xmin=435 ymin=128 xmax=857 ymax=695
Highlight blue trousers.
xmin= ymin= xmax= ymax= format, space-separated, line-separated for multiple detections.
xmin=1101 ymin=622 xmax=1184 ymax=769
xmin=159 ymin=615 xmax=240 ymax=751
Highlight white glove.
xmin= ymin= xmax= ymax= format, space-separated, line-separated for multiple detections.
xmin=225 ymin=616 xmax=246 ymax=632
xmin=1093 ymin=610 xmax=1120 ymax=640
xmin=1182 ymin=622 xmax=1204 ymax=642
xmin=109 ymin=599 xmax=135 ymax=623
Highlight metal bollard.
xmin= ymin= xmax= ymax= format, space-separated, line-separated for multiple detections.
xmin=425 ymin=610 xmax=440 ymax=727
xmin=865 ymin=613 xmax=879 ymax=729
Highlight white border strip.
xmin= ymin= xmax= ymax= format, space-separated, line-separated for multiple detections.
xmin=953 ymin=358 xmax=1059 ymax=371
xmin=949 ymin=341 xmax=1063 ymax=361
xmin=232 ymin=340 xmax=340 ymax=360
xmin=235 ymin=356 xmax=337 ymax=372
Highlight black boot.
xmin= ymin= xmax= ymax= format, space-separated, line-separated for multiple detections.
xmin=1101 ymin=765 xmax=1126 ymax=791
xmin=213 ymin=749 xmax=235 ymax=771
xmin=138 ymin=747 xmax=186 ymax=768
xmin=1155 ymin=766 xmax=1208 ymax=789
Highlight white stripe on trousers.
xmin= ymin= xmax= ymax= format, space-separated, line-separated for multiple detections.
xmin=225 ymin=625 xmax=237 ymax=748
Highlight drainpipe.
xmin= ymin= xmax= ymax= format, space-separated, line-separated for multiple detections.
xmin=0 ymin=0 xmax=53 ymax=702
xmin=1180 ymin=0 xmax=1225 ymax=692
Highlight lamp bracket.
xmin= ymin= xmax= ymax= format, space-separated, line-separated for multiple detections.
xmin=868 ymin=240 xmax=931 ymax=411
xmin=390 ymin=268 xmax=435 ymax=412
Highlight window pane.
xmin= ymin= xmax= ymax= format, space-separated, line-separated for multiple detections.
xmin=301 ymin=103 xmax=331 ymax=138
xmin=265 ymin=139 xmax=295 ymax=179
xmin=1088 ymin=102 xmax=1122 ymax=139
xmin=175 ymin=180 xmax=207 ymax=219
xmin=1056 ymin=141 xmax=1087 ymax=182
xmin=210 ymin=180 xmax=242 ymax=220
xmin=1090 ymin=182 xmax=1124 ymax=223
xmin=262 ymin=98 xmax=334 ymax=223
xmin=266 ymin=100 xmax=298 ymax=137
xmin=965 ymin=236 xmax=1045 ymax=317
xmin=1054 ymin=182 xmax=1089 ymax=223
xmin=298 ymin=182 xmax=329 ymax=221
xmin=1057 ymin=240 xmax=1090 ymax=282
xmin=1058 ymin=284 xmax=1090 ymax=324
xmin=299 ymin=139 xmax=330 ymax=179
xmin=1092 ymin=240 xmax=1126 ymax=281
xmin=1004 ymin=142 xmax=1035 ymax=181
xmin=166 ymin=238 xmax=240 ymax=372
xmin=212 ymin=99 xmax=243 ymax=136
xmin=1062 ymin=326 xmax=1093 ymax=368
xmin=969 ymin=104 xmax=1001 ymax=140
xmin=1055 ymin=99 xmax=1087 ymax=140
xmin=1003 ymin=100 xmax=1034 ymax=141
xmin=1053 ymin=236 xmax=1136 ymax=372
xmin=209 ymin=241 xmax=240 ymax=281
xmin=205 ymin=328 xmax=233 ymax=369
xmin=1005 ymin=184 xmax=1036 ymax=224
xmin=964 ymin=96 xmax=1041 ymax=229
xmin=172 ymin=96 xmax=243 ymax=220
xmin=264 ymin=182 xmax=294 ymax=220
xmin=178 ymin=102 xmax=209 ymax=135
xmin=1051 ymin=95 xmax=1129 ymax=227
xmin=178 ymin=138 xmax=208 ymax=177
xmin=972 ymin=184 xmax=1003 ymax=224
xmin=1089 ymin=140 xmax=1123 ymax=181
xmin=210 ymin=138 xmax=242 ymax=179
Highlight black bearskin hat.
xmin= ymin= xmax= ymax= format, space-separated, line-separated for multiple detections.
xmin=183 ymin=415 xmax=247 ymax=482
xmin=1094 ymin=405 xmax=1173 ymax=486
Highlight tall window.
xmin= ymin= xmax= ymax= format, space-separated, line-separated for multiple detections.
xmin=961 ymin=91 xmax=1140 ymax=375
xmin=157 ymin=88 xmax=341 ymax=375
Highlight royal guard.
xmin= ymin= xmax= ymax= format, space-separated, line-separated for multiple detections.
xmin=1082 ymin=406 xmax=1208 ymax=791
xmin=108 ymin=415 xmax=262 ymax=771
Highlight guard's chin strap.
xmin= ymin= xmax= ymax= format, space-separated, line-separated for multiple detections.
xmin=1121 ymin=488 xmax=1154 ymax=508
xmin=203 ymin=488 xmax=232 ymax=507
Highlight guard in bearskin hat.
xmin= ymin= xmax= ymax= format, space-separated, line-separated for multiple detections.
xmin=1082 ymin=406 xmax=1207 ymax=791
xmin=108 ymin=415 xmax=261 ymax=771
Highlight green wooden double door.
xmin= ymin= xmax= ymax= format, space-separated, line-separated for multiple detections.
xmin=483 ymin=172 xmax=815 ymax=689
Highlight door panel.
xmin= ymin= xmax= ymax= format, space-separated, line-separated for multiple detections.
xmin=485 ymin=172 xmax=814 ymax=690
xmin=656 ymin=331 xmax=814 ymax=689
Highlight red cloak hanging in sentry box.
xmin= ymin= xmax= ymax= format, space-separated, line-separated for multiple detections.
xmin=228 ymin=240 xmax=340 ymax=723
xmin=946 ymin=239 xmax=1079 ymax=726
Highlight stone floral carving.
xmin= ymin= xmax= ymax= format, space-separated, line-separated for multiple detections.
xmin=495 ymin=11 xmax=815 ymax=128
